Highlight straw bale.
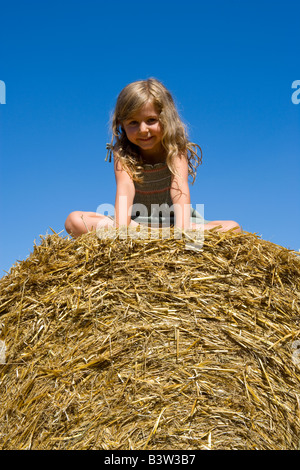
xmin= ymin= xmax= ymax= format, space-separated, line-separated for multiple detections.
xmin=0 ymin=227 xmax=300 ymax=450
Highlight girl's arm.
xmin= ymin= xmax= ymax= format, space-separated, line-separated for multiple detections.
xmin=114 ymin=156 xmax=135 ymax=227
xmin=170 ymin=154 xmax=191 ymax=230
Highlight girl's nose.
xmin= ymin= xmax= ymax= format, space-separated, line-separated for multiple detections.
xmin=139 ymin=122 xmax=149 ymax=133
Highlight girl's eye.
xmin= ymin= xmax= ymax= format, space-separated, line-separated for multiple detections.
xmin=126 ymin=117 xmax=158 ymax=126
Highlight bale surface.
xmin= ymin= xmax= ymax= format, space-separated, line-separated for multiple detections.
xmin=0 ymin=228 xmax=300 ymax=450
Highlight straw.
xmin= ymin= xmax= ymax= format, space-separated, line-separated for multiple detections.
xmin=0 ymin=228 xmax=299 ymax=449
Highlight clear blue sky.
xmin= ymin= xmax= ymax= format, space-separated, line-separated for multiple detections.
xmin=0 ymin=0 xmax=299 ymax=276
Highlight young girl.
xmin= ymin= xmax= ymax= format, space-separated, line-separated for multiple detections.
xmin=65 ymin=78 xmax=241 ymax=237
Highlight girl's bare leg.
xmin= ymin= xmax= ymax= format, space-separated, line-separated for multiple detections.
xmin=64 ymin=211 xmax=111 ymax=237
xmin=192 ymin=220 xmax=241 ymax=233
xmin=65 ymin=211 xmax=140 ymax=238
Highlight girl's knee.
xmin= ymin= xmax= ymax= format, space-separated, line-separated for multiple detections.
xmin=228 ymin=220 xmax=241 ymax=232
xmin=204 ymin=220 xmax=241 ymax=233
xmin=64 ymin=211 xmax=82 ymax=235
xmin=65 ymin=211 xmax=112 ymax=236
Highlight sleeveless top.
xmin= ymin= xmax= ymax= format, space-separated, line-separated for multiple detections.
xmin=104 ymin=145 xmax=206 ymax=225
xmin=132 ymin=162 xmax=173 ymax=219
xmin=131 ymin=162 xmax=207 ymax=225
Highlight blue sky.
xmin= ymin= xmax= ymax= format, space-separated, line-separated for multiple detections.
xmin=0 ymin=0 xmax=299 ymax=276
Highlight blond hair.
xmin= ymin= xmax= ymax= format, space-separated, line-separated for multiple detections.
xmin=106 ymin=78 xmax=202 ymax=184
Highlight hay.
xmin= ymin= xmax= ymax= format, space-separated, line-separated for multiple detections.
xmin=0 ymin=228 xmax=300 ymax=450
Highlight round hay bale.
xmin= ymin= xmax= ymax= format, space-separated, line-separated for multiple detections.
xmin=0 ymin=229 xmax=300 ymax=450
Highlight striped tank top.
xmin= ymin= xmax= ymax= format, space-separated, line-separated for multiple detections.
xmin=131 ymin=162 xmax=206 ymax=226
xmin=132 ymin=162 xmax=172 ymax=218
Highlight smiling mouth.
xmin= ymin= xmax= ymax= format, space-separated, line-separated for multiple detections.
xmin=139 ymin=137 xmax=153 ymax=142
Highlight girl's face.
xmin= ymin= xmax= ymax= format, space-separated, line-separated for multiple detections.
xmin=122 ymin=101 xmax=163 ymax=159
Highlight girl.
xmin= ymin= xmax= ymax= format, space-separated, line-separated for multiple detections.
xmin=65 ymin=78 xmax=241 ymax=237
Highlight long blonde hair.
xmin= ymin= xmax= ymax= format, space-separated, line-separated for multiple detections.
xmin=106 ymin=78 xmax=202 ymax=184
